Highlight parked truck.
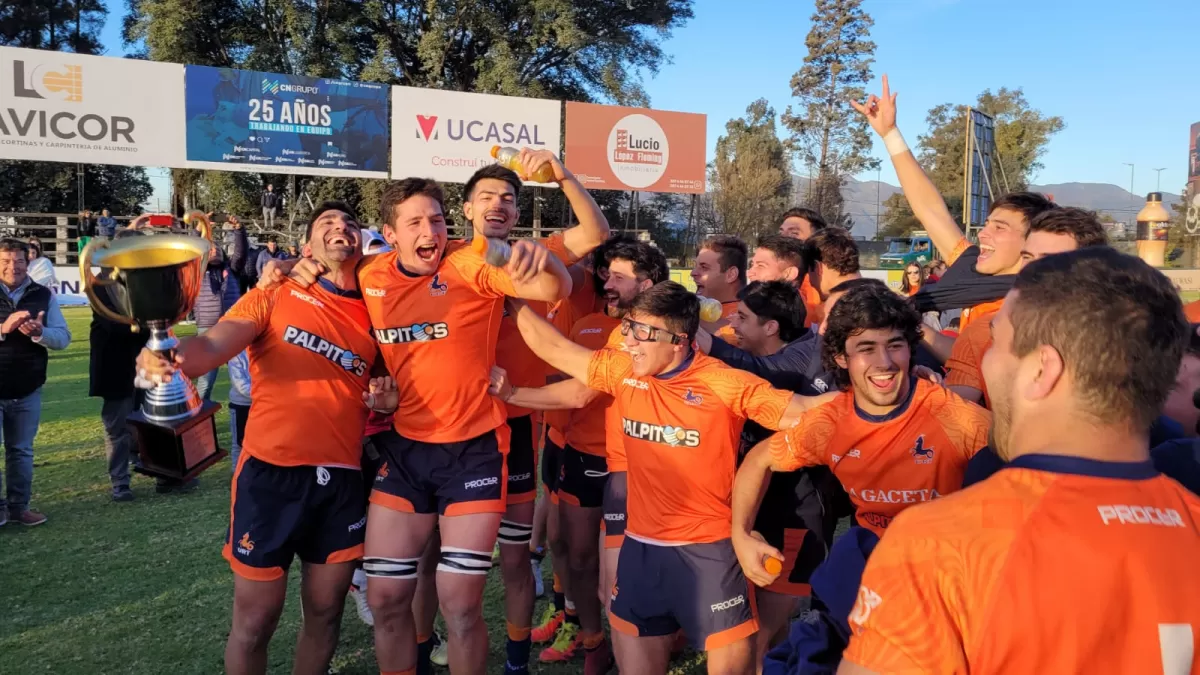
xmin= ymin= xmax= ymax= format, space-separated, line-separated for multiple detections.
xmin=878 ymin=230 xmax=937 ymax=269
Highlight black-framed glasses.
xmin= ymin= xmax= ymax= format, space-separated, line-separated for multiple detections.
xmin=620 ymin=318 xmax=683 ymax=344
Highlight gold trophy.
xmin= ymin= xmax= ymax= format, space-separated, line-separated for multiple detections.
xmin=79 ymin=213 xmax=225 ymax=480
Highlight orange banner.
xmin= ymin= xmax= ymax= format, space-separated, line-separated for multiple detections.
xmin=564 ymin=102 xmax=706 ymax=194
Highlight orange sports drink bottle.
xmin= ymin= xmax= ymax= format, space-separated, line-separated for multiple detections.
xmin=472 ymin=235 xmax=512 ymax=267
xmin=697 ymin=296 xmax=723 ymax=323
xmin=491 ymin=145 xmax=556 ymax=183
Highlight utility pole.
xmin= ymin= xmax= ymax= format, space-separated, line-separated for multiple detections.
xmin=1123 ymin=163 xmax=1136 ymax=204
xmin=875 ymin=166 xmax=881 ymax=240
xmin=1153 ymin=167 xmax=1167 ymax=191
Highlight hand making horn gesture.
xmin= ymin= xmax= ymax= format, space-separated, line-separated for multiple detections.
xmin=850 ymin=73 xmax=899 ymax=139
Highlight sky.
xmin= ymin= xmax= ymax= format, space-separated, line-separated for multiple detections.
xmin=98 ymin=0 xmax=1200 ymax=203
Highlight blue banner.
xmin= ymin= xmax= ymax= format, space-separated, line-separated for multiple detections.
xmin=184 ymin=66 xmax=388 ymax=177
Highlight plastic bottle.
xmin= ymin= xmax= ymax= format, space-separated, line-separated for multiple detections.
xmin=472 ymin=235 xmax=511 ymax=266
xmin=1135 ymin=192 xmax=1172 ymax=268
xmin=491 ymin=145 xmax=556 ymax=183
xmin=697 ymin=295 xmax=723 ymax=323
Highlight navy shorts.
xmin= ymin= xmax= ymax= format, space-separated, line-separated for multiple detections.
xmin=557 ymin=445 xmax=607 ymax=509
xmin=370 ymin=427 xmax=508 ymax=516
xmin=542 ymin=435 xmax=564 ymax=495
xmin=609 ymin=537 xmax=758 ymax=652
xmin=754 ymin=468 xmax=839 ymax=596
xmin=224 ymin=454 xmax=366 ymax=581
xmin=602 ymin=471 xmax=627 ymax=549
xmin=505 ymin=415 xmax=537 ymax=504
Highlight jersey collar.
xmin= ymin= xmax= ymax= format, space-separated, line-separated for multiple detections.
xmin=655 ymin=350 xmax=696 ymax=381
xmin=315 ymin=277 xmax=362 ymax=299
xmin=853 ymin=376 xmax=918 ymax=423
xmin=1007 ymin=454 xmax=1159 ymax=480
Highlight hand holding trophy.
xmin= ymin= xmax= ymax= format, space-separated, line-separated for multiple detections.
xmin=80 ymin=212 xmax=225 ymax=480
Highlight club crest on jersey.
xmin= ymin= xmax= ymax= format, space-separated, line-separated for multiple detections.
xmin=683 ymin=388 xmax=703 ymax=405
xmin=910 ymin=436 xmax=934 ymax=464
xmin=375 ymin=323 xmax=450 ymax=344
xmin=622 ymin=418 xmax=701 ymax=447
xmin=283 ymin=326 xmax=368 ymax=376
xmin=429 ymin=274 xmax=448 ymax=297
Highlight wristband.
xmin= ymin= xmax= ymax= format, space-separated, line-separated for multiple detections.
xmin=883 ymin=128 xmax=909 ymax=157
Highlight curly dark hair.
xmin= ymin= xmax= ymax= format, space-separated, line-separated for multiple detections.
xmin=804 ymin=228 xmax=860 ymax=276
xmin=821 ymin=282 xmax=922 ymax=391
xmin=606 ymin=240 xmax=669 ymax=284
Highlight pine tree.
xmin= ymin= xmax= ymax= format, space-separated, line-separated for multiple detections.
xmin=782 ymin=0 xmax=879 ymax=229
xmin=709 ymin=99 xmax=793 ymax=241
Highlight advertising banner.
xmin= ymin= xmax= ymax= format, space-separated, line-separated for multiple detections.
xmin=185 ymin=65 xmax=389 ymax=177
xmin=564 ymin=102 xmax=706 ymax=194
xmin=0 ymin=46 xmax=185 ymax=168
xmin=390 ymin=87 xmax=561 ymax=185
xmin=1187 ymin=123 xmax=1200 ymax=236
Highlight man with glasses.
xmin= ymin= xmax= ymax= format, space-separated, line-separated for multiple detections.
xmin=503 ymin=281 xmax=832 ymax=675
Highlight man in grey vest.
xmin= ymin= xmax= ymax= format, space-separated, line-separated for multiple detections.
xmin=0 ymin=239 xmax=71 ymax=527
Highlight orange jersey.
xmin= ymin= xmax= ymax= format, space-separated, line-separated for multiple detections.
xmin=800 ymin=277 xmax=824 ymax=328
xmin=224 ymin=280 xmax=376 ymax=468
xmin=359 ymin=242 xmax=515 ymax=443
xmin=844 ymin=454 xmax=1200 ymax=675
xmin=545 ymin=268 xmax=601 ymax=438
xmin=563 ymin=312 xmax=621 ymax=456
xmin=1185 ymin=299 xmax=1200 ymax=323
xmin=767 ymin=379 xmax=990 ymax=535
xmin=944 ymin=308 xmax=995 ymax=407
xmin=496 ymin=234 xmax=576 ymax=418
xmin=587 ymin=349 xmax=793 ymax=544
xmin=602 ymin=325 xmax=630 ymax=471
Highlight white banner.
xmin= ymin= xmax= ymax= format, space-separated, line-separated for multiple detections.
xmin=51 ymin=266 xmax=88 ymax=306
xmin=0 ymin=46 xmax=186 ymax=168
xmin=391 ymin=87 xmax=561 ymax=185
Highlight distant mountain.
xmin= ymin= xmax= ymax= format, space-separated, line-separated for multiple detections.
xmin=792 ymin=175 xmax=1182 ymax=239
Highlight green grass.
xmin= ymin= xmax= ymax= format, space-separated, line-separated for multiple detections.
xmin=0 ymin=308 xmax=706 ymax=674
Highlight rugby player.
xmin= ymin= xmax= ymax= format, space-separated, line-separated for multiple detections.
xmin=746 ymin=235 xmax=808 ymax=288
xmin=853 ymin=75 xmax=1056 ymax=330
xmin=267 ymin=179 xmax=572 ymax=675
xmin=490 ymin=240 xmax=668 ymax=673
xmin=692 ymin=234 xmax=748 ymax=336
xmin=839 ymin=248 xmax=1200 ymax=674
xmin=503 ymin=281 xmax=834 ymax=675
xmin=777 ymin=207 xmax=828 ymax=325
xmin=804 ymin=228 xmax=862 ymax=303
xmin=138 ymin=203 xmax=391 ymax=675
xmin=946 ymin=207 xmax=1108 ymax=406
xmin=733 ymin=282 xmax=990 ymax=588
xmin=459 ymin=150 xmax=609 ymax=674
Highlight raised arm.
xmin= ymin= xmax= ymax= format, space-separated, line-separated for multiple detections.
xmin=518 ymin=150 xmax=610 ymax=260
xmin=852 ymin=75 xmax=967 ymax=261
xmin=506 ymin=298 xmax=596 ymax=382
xmin=506 ymin=240 xmax=572 ymax=303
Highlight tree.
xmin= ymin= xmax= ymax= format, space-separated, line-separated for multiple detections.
xmin=917 ymin=88 xmax=1065 ymax=199
xmin=877 ymin=193 xmax=920 ymax=240
xmin=123 ymin=0 xmax=696 ymax=234
xmin=708 ymin=100 xmax=793 ymax=241
xmin=782 ymin=0 xmax=879 ymax=227
xmin=0 ymin=0 xmax=153 ymax=214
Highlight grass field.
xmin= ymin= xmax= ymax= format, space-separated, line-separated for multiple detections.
xmin=0 ymin=308 xmax=706 ymax=674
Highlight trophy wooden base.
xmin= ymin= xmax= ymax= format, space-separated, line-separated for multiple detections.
xmin=129 ymin=401 xmax=226 ymax=481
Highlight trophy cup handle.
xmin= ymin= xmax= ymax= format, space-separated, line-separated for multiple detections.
xmin=79 ymin=238 xmax=135 ymax=328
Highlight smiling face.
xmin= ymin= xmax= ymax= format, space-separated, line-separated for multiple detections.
xmin=692 ymin=248 xmax=737 ymax=300
xmin=729 ymin=302 xmax=777 ymax=356
xmin=603 ymin=259 xmax=652 ymax=317
xmin=0 ymin=249 xmax=28 ymax=289
xmin=621 ymin=312 xmax=686 ymax=377
xmin=464 ymin=177 xmax=519 ymax=239
xmin=307 ymin=210 xmax=362 ymax=269
xmin=747 ymin=248 xmax=797 ymax=284
xmin=834 ymin=327 xmax=913 ymax=414
xmin=387 ymin=194 xmax=449 ymax=276
xmin=977 ymin=207 xmax=1028 ymax=275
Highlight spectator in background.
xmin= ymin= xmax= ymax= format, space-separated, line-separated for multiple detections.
xmin=89 ymin=227 xmax=151 ymax=502
xmin=286 ymin=243 xmax=300 ymax=259
xmin=96 ymin=209 xmax=117 ymax=238
xmin=900 ymin=261 xmax=926 ymax=297
xmin=0 ymin=238 xmax=72 ymax=527
xmin=25 ymin=238 xmax=57 ymax=291
xmin=226 ymin=350 xmax=251 ymax=470
xmin=260 ymin=184 xmax=280 ymax=229
xmin=223 ymin=216 xmax=251 ymax=294
xmin=926 ymin=259 xmax=948 ymax=283
xmin=193 ymin=233 xmax=241 ymax=401
xmin=77 ymin=210 xmax=95 ymax=252
xmin=255 ymin=237 xmax=288 ymax=278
